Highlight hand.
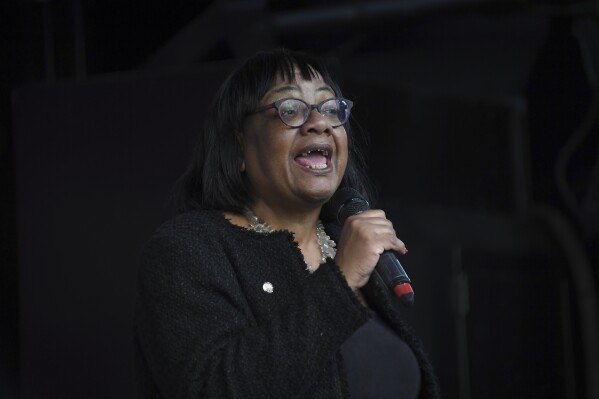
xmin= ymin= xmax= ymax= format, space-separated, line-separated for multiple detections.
xmin=333 ymin=210 xmax=407 ymax=291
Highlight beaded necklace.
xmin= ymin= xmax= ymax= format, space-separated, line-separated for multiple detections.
xmin=243 ymin=207 xmax=336 ymax=273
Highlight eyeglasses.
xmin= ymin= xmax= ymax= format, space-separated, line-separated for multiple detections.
xmin=252 ymin=97 xmax=354 ymax=128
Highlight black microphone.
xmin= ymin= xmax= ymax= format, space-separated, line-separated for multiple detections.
xmin=325 ymin=187 xmax=414 ymax=306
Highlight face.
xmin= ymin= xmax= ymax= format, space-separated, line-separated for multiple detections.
xmin=241 ymin=71 xmax=349 ymax=212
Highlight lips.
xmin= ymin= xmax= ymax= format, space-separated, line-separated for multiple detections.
xmin=294 ymin=143 xmax=333 ymax=170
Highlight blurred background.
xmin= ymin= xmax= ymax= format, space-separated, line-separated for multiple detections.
xmin=1 ymin=0 xmax=599 ymax=398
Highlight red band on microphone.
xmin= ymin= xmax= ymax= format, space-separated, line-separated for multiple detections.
xmin=393 ymin=282 xmax=414 ymax=298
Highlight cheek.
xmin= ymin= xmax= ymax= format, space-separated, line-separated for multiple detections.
xmin=258 ymin=135 xmax=285 ymax=157
xmin=337 ymin=130 xmax=349 ymax=171
xmin=243 ymin=132 xmax=287 ymax=172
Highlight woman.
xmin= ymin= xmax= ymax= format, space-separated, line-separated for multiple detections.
xmin=135 ymin=48 xmax=439 ymax=398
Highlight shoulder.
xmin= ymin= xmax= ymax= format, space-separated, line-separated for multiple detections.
xmin=139 ymin=210 xmax=235 ymax=277
xmin=153 ymin=209 xmax=230 ymax=238
xmin=147 ymin=209 xmax=250 ymax=250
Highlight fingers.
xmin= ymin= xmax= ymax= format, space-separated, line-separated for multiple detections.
xmin=333 ymin=209 xmax=407 ymax=290
xmin=345 ymin=210 xmax=405 ymax=253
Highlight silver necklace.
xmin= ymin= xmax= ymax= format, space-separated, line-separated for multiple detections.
xmin=243 ymin=207 xmax=336 ymax=273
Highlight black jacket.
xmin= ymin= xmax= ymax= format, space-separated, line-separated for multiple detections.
xmin=135 ymin=210 xmax=439 ymax=398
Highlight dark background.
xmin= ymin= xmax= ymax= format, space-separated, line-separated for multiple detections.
xmin=2 ymin=0 xmax=599 ymax=398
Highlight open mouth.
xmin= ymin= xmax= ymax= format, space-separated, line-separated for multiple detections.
xmin=294 ymin=145 xmax=333 ymax=170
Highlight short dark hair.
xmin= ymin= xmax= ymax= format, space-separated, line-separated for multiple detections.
xmin=176 ymin=48 xmax=372 ymax=214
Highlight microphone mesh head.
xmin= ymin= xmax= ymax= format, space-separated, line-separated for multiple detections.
xmin=338 ymin=197 xmax=370 ymax=224
xmin=325 ymin=187 xmax=370 ymax=224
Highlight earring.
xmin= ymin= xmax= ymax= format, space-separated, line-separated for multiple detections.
xmin=240 ymin=160 xmax=246 ymax=172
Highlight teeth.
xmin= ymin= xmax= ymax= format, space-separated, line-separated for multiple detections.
xmin=301 ymin=149 xmax=330 ymax=157
xmin=307 ymin=164 xmax=327 ymax=169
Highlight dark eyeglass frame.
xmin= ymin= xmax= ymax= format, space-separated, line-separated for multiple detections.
xmin=252 ymin=97 xmax=354 ymax=128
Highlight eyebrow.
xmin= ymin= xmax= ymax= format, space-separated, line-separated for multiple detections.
xmin=270 ymin=85 xmax=336 ymax=96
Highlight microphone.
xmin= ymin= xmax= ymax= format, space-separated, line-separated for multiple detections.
xmin=325 ymin=188 xmax=414 ymax=306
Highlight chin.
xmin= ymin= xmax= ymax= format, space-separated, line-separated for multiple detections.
xmin=301 ymin=187 xmax=338 ymax=204
xmin=292 ymin=174 xmax=343 ymax=205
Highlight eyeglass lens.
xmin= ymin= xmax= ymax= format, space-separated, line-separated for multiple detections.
xmin=278 ymin=98 xmax=351 ymax=127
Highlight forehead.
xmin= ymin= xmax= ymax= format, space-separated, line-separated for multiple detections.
xmin=263 ymin=70 xmax=335 ymax=100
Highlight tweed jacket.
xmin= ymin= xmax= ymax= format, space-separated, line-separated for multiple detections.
xmin=134 ymin=210 xmax=439 ymax=398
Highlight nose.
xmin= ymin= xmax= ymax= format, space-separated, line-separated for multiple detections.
xmin=301 ymin=108 xmax=332 ymax=135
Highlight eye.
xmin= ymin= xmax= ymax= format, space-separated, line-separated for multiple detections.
xmin=321 ymin=100 xmax=339 ymax=116
xmin=279 ymin=99 xmax=301 ymax=116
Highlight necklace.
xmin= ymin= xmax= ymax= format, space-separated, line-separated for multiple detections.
xmin=243 ymin=207 xmax=337 ymax=273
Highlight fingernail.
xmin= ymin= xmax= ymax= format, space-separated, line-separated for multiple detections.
xmin=403 ymin=248 xmax=409 ymax=255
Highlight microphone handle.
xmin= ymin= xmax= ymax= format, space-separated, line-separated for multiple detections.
xmin=376 ymin=251 xmax=414 ymax=306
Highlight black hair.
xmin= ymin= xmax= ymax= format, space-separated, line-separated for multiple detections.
xmin=176 ymin=48 xmax=372 ymax=214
